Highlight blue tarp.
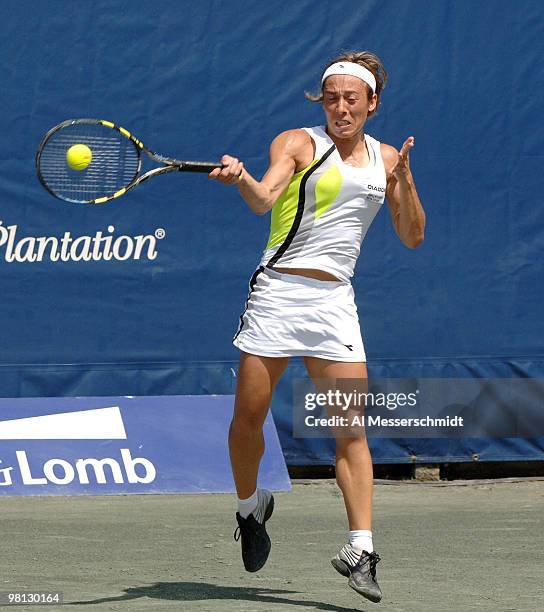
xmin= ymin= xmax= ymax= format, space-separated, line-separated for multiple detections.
xmin=1 ymin=0 xmax=543 ymax=464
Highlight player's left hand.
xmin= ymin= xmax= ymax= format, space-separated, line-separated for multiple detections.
xmin=392 ymin=136 xmax=414 ymax=180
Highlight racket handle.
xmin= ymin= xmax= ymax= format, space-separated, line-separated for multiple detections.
xmin=178 ymin=161 xmax=223 ymax=173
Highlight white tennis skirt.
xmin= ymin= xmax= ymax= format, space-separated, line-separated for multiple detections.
xmin=232 ymin=266 xmax=366 ymax=362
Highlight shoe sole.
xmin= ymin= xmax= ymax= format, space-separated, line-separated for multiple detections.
xmin=331 ymin=557 xmax=350 ymax=578
xmin=348 ymin=577 xmax=382 ymax=603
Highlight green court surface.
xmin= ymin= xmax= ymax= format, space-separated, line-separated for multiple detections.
xmin=2 ymin=479 xmax=542 ymax=611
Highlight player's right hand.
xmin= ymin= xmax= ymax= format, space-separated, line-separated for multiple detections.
xmin=209 ymin=155 xmax=244 ymax=185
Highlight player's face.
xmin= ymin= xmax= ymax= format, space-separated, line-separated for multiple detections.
xmin=322 ymin=75 xmax=377 ymax=139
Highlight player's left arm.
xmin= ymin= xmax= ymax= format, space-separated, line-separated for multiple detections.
xmin=381 ymin=138 xmax=426 ymax=248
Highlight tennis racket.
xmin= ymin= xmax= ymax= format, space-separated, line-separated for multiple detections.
xmin=36 ymin=118 xmax=223 ymax=204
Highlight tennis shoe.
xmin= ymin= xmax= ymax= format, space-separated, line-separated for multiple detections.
xmin=331 ymin=544 xmax=382 ymax=603
xmin=233 ymin=489 xmax=274 ymax=572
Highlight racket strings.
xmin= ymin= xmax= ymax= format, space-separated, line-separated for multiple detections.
xmin=38 ymin=124 xmax=140 ymax=202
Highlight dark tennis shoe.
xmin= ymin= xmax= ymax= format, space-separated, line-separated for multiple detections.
xmin=233 ymin=489 xmax=274 ymax=572
xmin=331 ymin=544 xmax=382 ymax=603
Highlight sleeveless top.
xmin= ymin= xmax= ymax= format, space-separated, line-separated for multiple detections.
xmin=259 ymin=125 xmax=387 ymax=282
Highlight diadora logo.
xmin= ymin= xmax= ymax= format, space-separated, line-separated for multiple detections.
xmin=0 ymin=407 xmax=156 ymax=487
xmin=367 ymin=184 xmax=385 ymax=193
xmin=0 ymin=221 xmax=166 ymax=263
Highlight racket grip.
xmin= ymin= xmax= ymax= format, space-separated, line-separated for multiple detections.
xmin=178 ymin=161 xmax=223 ymax=173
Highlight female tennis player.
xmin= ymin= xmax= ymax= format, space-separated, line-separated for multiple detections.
xmin=209 ymin=50 xmax=425 ymax=603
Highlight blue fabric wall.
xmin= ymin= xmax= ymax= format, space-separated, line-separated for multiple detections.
xmin=1 ymin=0 xmax=542 ymax=463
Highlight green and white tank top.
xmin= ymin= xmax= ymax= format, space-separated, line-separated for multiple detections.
xmin=260 ymin=126 xmax=387 ymax=282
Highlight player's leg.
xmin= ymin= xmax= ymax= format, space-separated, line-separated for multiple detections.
xmin=230 ymin=350 xmax=289 ymax=572
xmin=229 ymin=351 xmax=289 ymax=497
xmin=303 ymin=356 xmax=382 ymax=602
xmin=303 ymin=357 xmax=372 ymax=529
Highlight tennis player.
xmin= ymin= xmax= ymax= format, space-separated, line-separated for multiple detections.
xmin=209 ymin=50 xmax=425 ymax=603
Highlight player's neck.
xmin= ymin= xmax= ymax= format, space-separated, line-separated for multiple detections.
xmin=326 ymin=127 xmax=364 ymax=151
xmin=326 ymin=128 xmax=369 ymax=167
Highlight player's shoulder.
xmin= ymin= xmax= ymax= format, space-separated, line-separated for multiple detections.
xmin=271 ymin=128 xmax=312 ymax=150
xmin=269 ymin=129 xmax=313 ymax=162
xmin=380 ymin=142 xmax=399 ymax=161
xmin=380 ymin=142 xmax=399 ymax=172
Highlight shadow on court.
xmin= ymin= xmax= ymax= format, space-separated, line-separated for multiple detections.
xmin=67 ymin=582 xmax=367 ymax=611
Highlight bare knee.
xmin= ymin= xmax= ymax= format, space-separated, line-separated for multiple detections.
xmin=336 ymin=435 xmax=370 ymax=459
xmin=231 ymin=399 xmax=270 ymax=436
xmin=230 ymin=352 xmax=287 ymax=436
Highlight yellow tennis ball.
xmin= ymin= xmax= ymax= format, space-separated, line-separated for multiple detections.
xmin=66 ymin=144 xmax=92 ymax=171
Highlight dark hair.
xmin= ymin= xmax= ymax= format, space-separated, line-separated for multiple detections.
xmin=305 ymin=51 xmax=388 ymax=119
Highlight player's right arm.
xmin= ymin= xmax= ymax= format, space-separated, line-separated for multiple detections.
xmin=209 ymin=129 xmax=313 ymax=215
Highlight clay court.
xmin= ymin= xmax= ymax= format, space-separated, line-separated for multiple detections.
xmin=3 ymin=478 xmax=542 ymax=611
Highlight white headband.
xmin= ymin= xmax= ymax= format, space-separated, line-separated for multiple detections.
xmin=321 ymin=62 xmax=376 ymax=94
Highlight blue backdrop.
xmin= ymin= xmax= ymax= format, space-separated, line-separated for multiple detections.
xmin=1 ymin=0 xmax=543 ymax=464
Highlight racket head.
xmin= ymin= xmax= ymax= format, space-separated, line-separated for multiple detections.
xmin=36 ymin=119 xmax=143 ymax=204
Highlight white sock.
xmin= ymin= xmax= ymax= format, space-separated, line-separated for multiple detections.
xmin=237 ymin=489 xmax=258 ymax=519
xmin=349 ymin=529 xmax=374 ymax=553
